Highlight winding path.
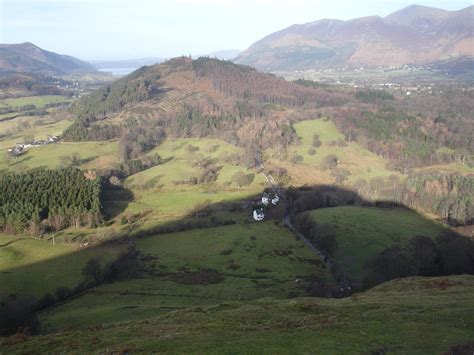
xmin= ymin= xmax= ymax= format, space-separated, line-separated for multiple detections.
xmin=283 ymin=215 xmax=334 ymax=270
xmin=260 ymin=168 xmax=333 ymax=269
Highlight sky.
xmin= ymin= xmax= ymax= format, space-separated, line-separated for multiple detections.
xmin=1 ymin=0 xmax=472 ymax=61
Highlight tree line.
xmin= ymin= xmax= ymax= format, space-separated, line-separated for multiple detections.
xmin=364 ymin=233 xmax=474 ymax=287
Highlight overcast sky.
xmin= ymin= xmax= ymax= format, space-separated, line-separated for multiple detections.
xmin=1 ymin=0 xmax=472 ymax=61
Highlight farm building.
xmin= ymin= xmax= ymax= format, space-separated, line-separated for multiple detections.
xmin=271 ymin=194 xmax=280 ymax=205
xmin=253 ymin=207 xmax=265 ymax=221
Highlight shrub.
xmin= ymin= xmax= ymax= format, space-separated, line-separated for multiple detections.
xmin=292 ymin=155 xmax=304 ymax=164
xmin=82 ymin=257 xmax=104 ymax=285
xmin=231 ymin=172 xmax=255 ymax=187
xmin=312 ymin=133 xmax=322 ymax=148
xmin=54 ymin=286 xmax=71 ymax=301
xmin=322 ymin=154 xmax=338 ymax=170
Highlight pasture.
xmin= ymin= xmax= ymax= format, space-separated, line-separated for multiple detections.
xmin=38 ymin=222 xmax=331 ymax=330
xmin=302 ymin=206 xmax=449 ymax=282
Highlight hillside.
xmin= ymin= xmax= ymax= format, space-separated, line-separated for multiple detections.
xmin=63 ymin=57 xmax=346 ymax=146
xmin=1 ymin=275 xmax=473 ymax=353
xmin=0 ymin=42 xmax=96 ymax=75
xmin=234 ymin=5 xmax=474 ymax=71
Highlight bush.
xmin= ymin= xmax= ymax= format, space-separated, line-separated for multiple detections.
xmin=322 ymin=154 xmax=338 ymax=170
xmin=312 ymin=133 xmax=322 ymax=148
xmin=54 ymin=286 xmax=71 ymax=301
xmin=231 ymin=172 xmax=255 ymax=187
xmin=82 ymin=257 xmax=104 ymax=285
xmin=308 ymin=148 xmax=316 ymax=156
xmin=292 ymin=155 xmax=304 ymax=164
xmin=331 ymin=168 xmax=351 ymax=184
xmin=36 ymin=293 xmax=56 ymax=309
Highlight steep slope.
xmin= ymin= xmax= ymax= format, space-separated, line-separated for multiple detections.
xmin=235 ymin=5 xmax=474 ymax=71
xmin=0 ymin=42 xmax=96 ymax=75
xmin=1 ymin=275 xmax=473 ymax=353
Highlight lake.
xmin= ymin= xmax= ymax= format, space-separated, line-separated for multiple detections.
xmin=99 ymin=67 xmax=137 ymax=76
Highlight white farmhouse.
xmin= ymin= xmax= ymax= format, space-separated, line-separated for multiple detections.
xmin=271 ymin=194 xmax=280 ymax=205
xmin=253 ymin=208 xmax=265 ymax=221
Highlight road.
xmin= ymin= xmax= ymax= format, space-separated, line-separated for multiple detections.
xmin=283 ymin=215 xmax=334 ymax=270
xmin=261 ymin=168 xmax=351 ymax=293
xmin=260 ymin=168 xmax=331 ymax=267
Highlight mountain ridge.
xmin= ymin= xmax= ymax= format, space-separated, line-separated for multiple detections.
xmin=234 ymin=4 xmax=474 ymax=71
xmin=0 ymin=42 xmax=96 ymax=75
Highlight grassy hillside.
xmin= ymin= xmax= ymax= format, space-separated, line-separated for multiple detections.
xmin=2 ymin=275 xmax=473 ymax=353
xmin=37 ymin=222 xmax=331 ymax=330
xmin=121 ymin=137 xmax=266 ymax=220
xmin=266 ymin=118 xmax=402 ymax=186
xmin=301 ymin=206 xmax=449 ymax=283
xmin=0 ymin=235 xmax=124 ymax=297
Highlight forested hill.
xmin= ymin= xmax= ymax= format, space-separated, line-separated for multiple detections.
xmin=63 ymin=57 xmax=348 ymax=146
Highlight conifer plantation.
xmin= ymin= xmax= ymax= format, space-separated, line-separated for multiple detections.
xmin=0 ymin=168 xmax=103 ymax=234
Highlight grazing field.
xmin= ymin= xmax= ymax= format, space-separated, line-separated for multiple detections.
xmin=127 ymin=188 xmax=259 ymax=219
xmin=0 ymin=139 xmax=119 ymax=171
xmin=3 ymin=275 xmax=473 ymax=353
xmin=123 ymin=137 xmax=266 ymax=219
xmin=38 ymin=222 xmax=331 ymax=330
xmin=301 ymin=206 xmax=449 ymax=282
xmin=0 ymin=95 xmax=71 ymax=109
xmin=267 ymin=119 xmax=402 ymax=185
xmin=0 ymin=235 xmax=124 ymax=297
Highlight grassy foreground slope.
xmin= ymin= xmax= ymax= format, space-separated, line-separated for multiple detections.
xmin=2 ymin=275 xmax=473 ymax=353
xmin=301 ymin=206 xmax=448 ymax=283
xmin=38 ymin=222 xmax=331 ymax=330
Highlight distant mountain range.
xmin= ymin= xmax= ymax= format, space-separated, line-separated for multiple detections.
xmin=90 ymin=50 xmax=240 ymax=71
xmin=207 ymin=49 xmax=241 ymax=60
xmin=0 ymin=42 xmax=96 ymax=75
xmin=235 ymin=5 xmax=474 ymax=71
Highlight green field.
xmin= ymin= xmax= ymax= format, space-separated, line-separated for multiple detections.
xmin=14 ymin=141 xmax=118 ymax=170
xmin=0 ymin=235 xmax=124 ymax=297
xmin=294 ymin=119 xmax=399 ymax=181
xmin=37 ymin=222 xmax=331 ymax=330
xmin=266 ymin=119 xmax=402 ymax=186
xmin=0 ymin=95 xmax=71 ymax=110
xmin=121 ymin=137 xmax=266 ymax=220
xmin=2 ymin=275 xmax=473 ymax=353
xmin=302 ymin=206 xmax=449 ymax=283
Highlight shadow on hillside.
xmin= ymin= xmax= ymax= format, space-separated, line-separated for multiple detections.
xmin=101 ymin=184 xmax=134 ymax=220
xmin=1 ymin=183 xmax=471 ymax=333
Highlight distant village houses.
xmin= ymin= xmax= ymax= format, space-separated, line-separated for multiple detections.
xmin=8 ymin=135 xmax=59 ymax=156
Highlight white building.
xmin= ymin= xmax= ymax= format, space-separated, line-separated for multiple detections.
xmin=253 ymin=208 xmax=265 ymax=221
xmin=271 ymin=194 xmax=280 ymax=205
